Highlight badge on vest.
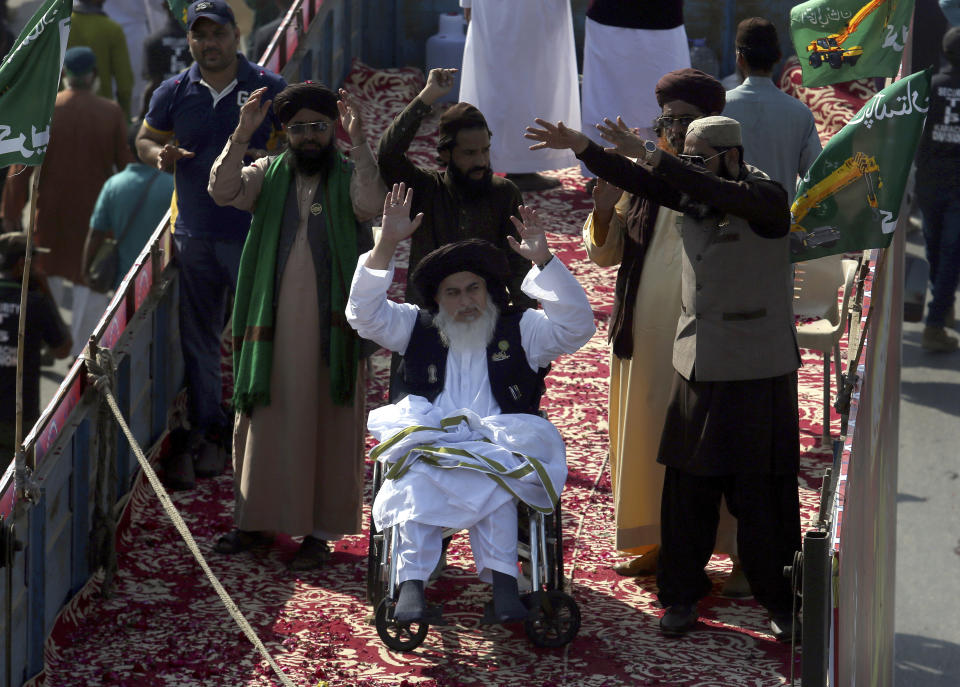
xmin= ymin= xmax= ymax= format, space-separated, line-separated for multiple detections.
xmin=427 ymin=364 xmax=438 ymax=384
xmin=310 ymin=202 xmax=323 ymax=216
xmin=491 ymin=339 xmax=510 ymax=362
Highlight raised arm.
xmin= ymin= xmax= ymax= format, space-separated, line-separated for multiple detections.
xmin=507 ymin=206 xmax=596 ymax=368
xmin=651 ymin=152 xmax=790 ymax=235
xmin=208 ymin=87 xmax=273 ymax=209
xmin=339 ymin=89 xmax=389 ymax=221
xmin=376 ymin=68 xmax=458 ymax=188
xmin=525 ymin=119 xmax=682 ymax=210
xmin=345 ymin=183 xmax=422 ymax=352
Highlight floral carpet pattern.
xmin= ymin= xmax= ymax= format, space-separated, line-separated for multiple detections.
xmin=28 ymin=62 xmax=871 ymax=687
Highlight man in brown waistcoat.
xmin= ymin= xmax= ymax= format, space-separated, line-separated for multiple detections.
xmin=527 ymin=114 xmax=801 ymax=641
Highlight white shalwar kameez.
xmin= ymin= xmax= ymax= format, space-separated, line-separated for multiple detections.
xmin=458 ymin=0 xmax=581 ymax=174
xmin=579 ymin=19 xmax=690 ymax=177
xmin=346 ymin=254 xmax=595 ymax=583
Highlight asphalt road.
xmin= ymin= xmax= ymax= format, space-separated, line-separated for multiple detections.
xmin=894 ymin=230 xmax=960 ymax=687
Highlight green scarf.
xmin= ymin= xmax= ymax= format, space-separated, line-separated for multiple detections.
xmin=232 ymin=151 xmax=360 ymax=412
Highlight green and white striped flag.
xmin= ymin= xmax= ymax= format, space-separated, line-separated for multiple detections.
xmin=0 ymin=0 xmax=72 ymax=167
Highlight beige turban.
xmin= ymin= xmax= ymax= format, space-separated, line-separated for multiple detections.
xmin=686 ymin=116 xmax=742 ymax=148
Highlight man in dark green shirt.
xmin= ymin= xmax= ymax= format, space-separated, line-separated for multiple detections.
xmin=375 ymin=67 xmax=534 ymax=310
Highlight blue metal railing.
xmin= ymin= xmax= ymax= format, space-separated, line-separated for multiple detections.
xmin=0 ymin=1 xmax=365 ymax=684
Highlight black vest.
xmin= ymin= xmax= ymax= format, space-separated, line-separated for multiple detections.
xmin=394 ymin=310 xmax=548 ymax=415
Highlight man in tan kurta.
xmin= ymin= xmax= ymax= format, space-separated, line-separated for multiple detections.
xmin=208 ymin=82 xmax=385 ymax=570
xmin=580 ymin=69 xmax=740 ymax=584
xmin=1 ymin=48 xmax=132 ymax=286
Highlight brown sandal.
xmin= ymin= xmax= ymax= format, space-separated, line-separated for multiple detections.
xmin=288 ymin=536 xmax=331 ymax=571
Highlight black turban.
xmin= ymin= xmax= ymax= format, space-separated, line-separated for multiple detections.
xmin=655 ymin=68 xmax=726 ymax=115
xmin=411 ymin=239 xmax=510 ymax=311
xmin=438 ymin=102 xmax=490 ymax=151
xmin=273 ymin=82 xmax=338 ymax=125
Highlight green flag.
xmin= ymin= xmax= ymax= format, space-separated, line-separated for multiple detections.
xmin=789 ymin=0 xmax=915 ymax=88
xmin=0 ymin=0 xmax=72 ymax=167
xmin=168 ymin=0 xmax=190 ymax=29
xmin=789 ymin=69 xmax=931 ymax=262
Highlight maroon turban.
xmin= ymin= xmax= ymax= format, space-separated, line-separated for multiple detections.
xmin=654 ymin=68 xmax=726 ymax=115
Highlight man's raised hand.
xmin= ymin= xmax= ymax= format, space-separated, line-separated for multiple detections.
xmin=508 ymin=205 xmax=552 ymax=267
xmin=337 ymin=89 xmax=365 ymax=145
xmin=596 ymin=116 xmax=645 ymax=158
xmin=420 ymin=68 xmax=458 ymax=106
xmin=525 ymin=119 xmax=590 ymax=155
xmin=380 ymin=183 xmax=423 ymax=244
xmin=367 ymin=184 xmax=423 ymax=270
xmin=234 ymin=87 xmax=272 ymax=144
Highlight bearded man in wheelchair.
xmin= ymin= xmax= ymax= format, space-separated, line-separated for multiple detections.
xmin=346 ymin=184 xmax=595 ymax=625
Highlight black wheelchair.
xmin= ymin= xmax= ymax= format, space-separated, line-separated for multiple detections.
xmin=365 ymin=459 xmax=581 ymax=652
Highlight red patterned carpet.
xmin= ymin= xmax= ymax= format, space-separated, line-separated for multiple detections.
xmin=29 ymin=62 xmax=869 ymax=687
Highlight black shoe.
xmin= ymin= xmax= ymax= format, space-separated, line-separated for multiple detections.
xmin=163 ymin=450 xmax=196 ymax=491
xmin=490 ymin=570 xmax=529 ymax=623
xmin=394 ymin=579 xmax=427 ymax=624
xmin=505 ymin=172 xmax=561 ymax=192
xmin=288 ymin=536 xmax=331 ymax=571
xmin=769 ymin=612 xmax=800 ymax=643
xmin=193 ymin=438 xmax=226 ymax=478
xmin=214 ymin=529 xmax=271 ymax=554
xmin=660 ymin=603 xmax=698 ymax=636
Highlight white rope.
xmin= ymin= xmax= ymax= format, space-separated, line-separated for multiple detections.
xmin=85 ymin=356 xmax=297 ymax=687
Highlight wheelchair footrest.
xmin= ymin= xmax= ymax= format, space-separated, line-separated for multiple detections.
xmin=416 ymin=603 xmax=447 ymax=626
xmin=480 ymin=597 xmax=536 ymax=625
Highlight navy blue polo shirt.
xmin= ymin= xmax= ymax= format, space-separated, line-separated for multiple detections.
xmin=144 ymin=54 xmax=286 ymax=242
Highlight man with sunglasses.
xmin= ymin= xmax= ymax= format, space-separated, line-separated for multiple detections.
xmin=579 ymin=68 xmax=740 ymax=585
xmin=136 ymin=0 xmax=286 ymax=489
xmin=528 ymin=114 xmax=801 ymax=642
xmin=207 ymin=82 xmax=384 ymax=569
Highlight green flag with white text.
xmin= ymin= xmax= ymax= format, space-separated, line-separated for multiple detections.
xmin=0 ymin=0 xmax=71 ymax=167
xmin=789 ymin=69 xmax=931 ymax=262
xmin=789 ymin=0 xmax=915 ymax=88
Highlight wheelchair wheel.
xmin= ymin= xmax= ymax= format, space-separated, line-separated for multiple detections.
xmin=375 ymin=598 xmax=430 ymax=652
xmin=524 ymin=590 xmax=581 ymax=648
xmin=366 ymin=461 xmax=385 ymax=606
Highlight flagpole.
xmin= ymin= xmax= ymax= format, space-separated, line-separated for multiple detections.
xmin=14 ymin=164 xmax=42 ymax=493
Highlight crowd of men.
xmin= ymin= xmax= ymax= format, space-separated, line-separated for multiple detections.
xmin=1 ymin=0 xmax=958 ymax=648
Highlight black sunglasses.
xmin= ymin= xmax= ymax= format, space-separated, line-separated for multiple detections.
xmin=655 ymin=114 xmax=700 ymax=129
xmin=678 ymin=149 xmax=728 ymax=167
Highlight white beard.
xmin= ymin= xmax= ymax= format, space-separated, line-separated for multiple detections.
xmin=434 ymin=300 xmax=499 ymax=352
